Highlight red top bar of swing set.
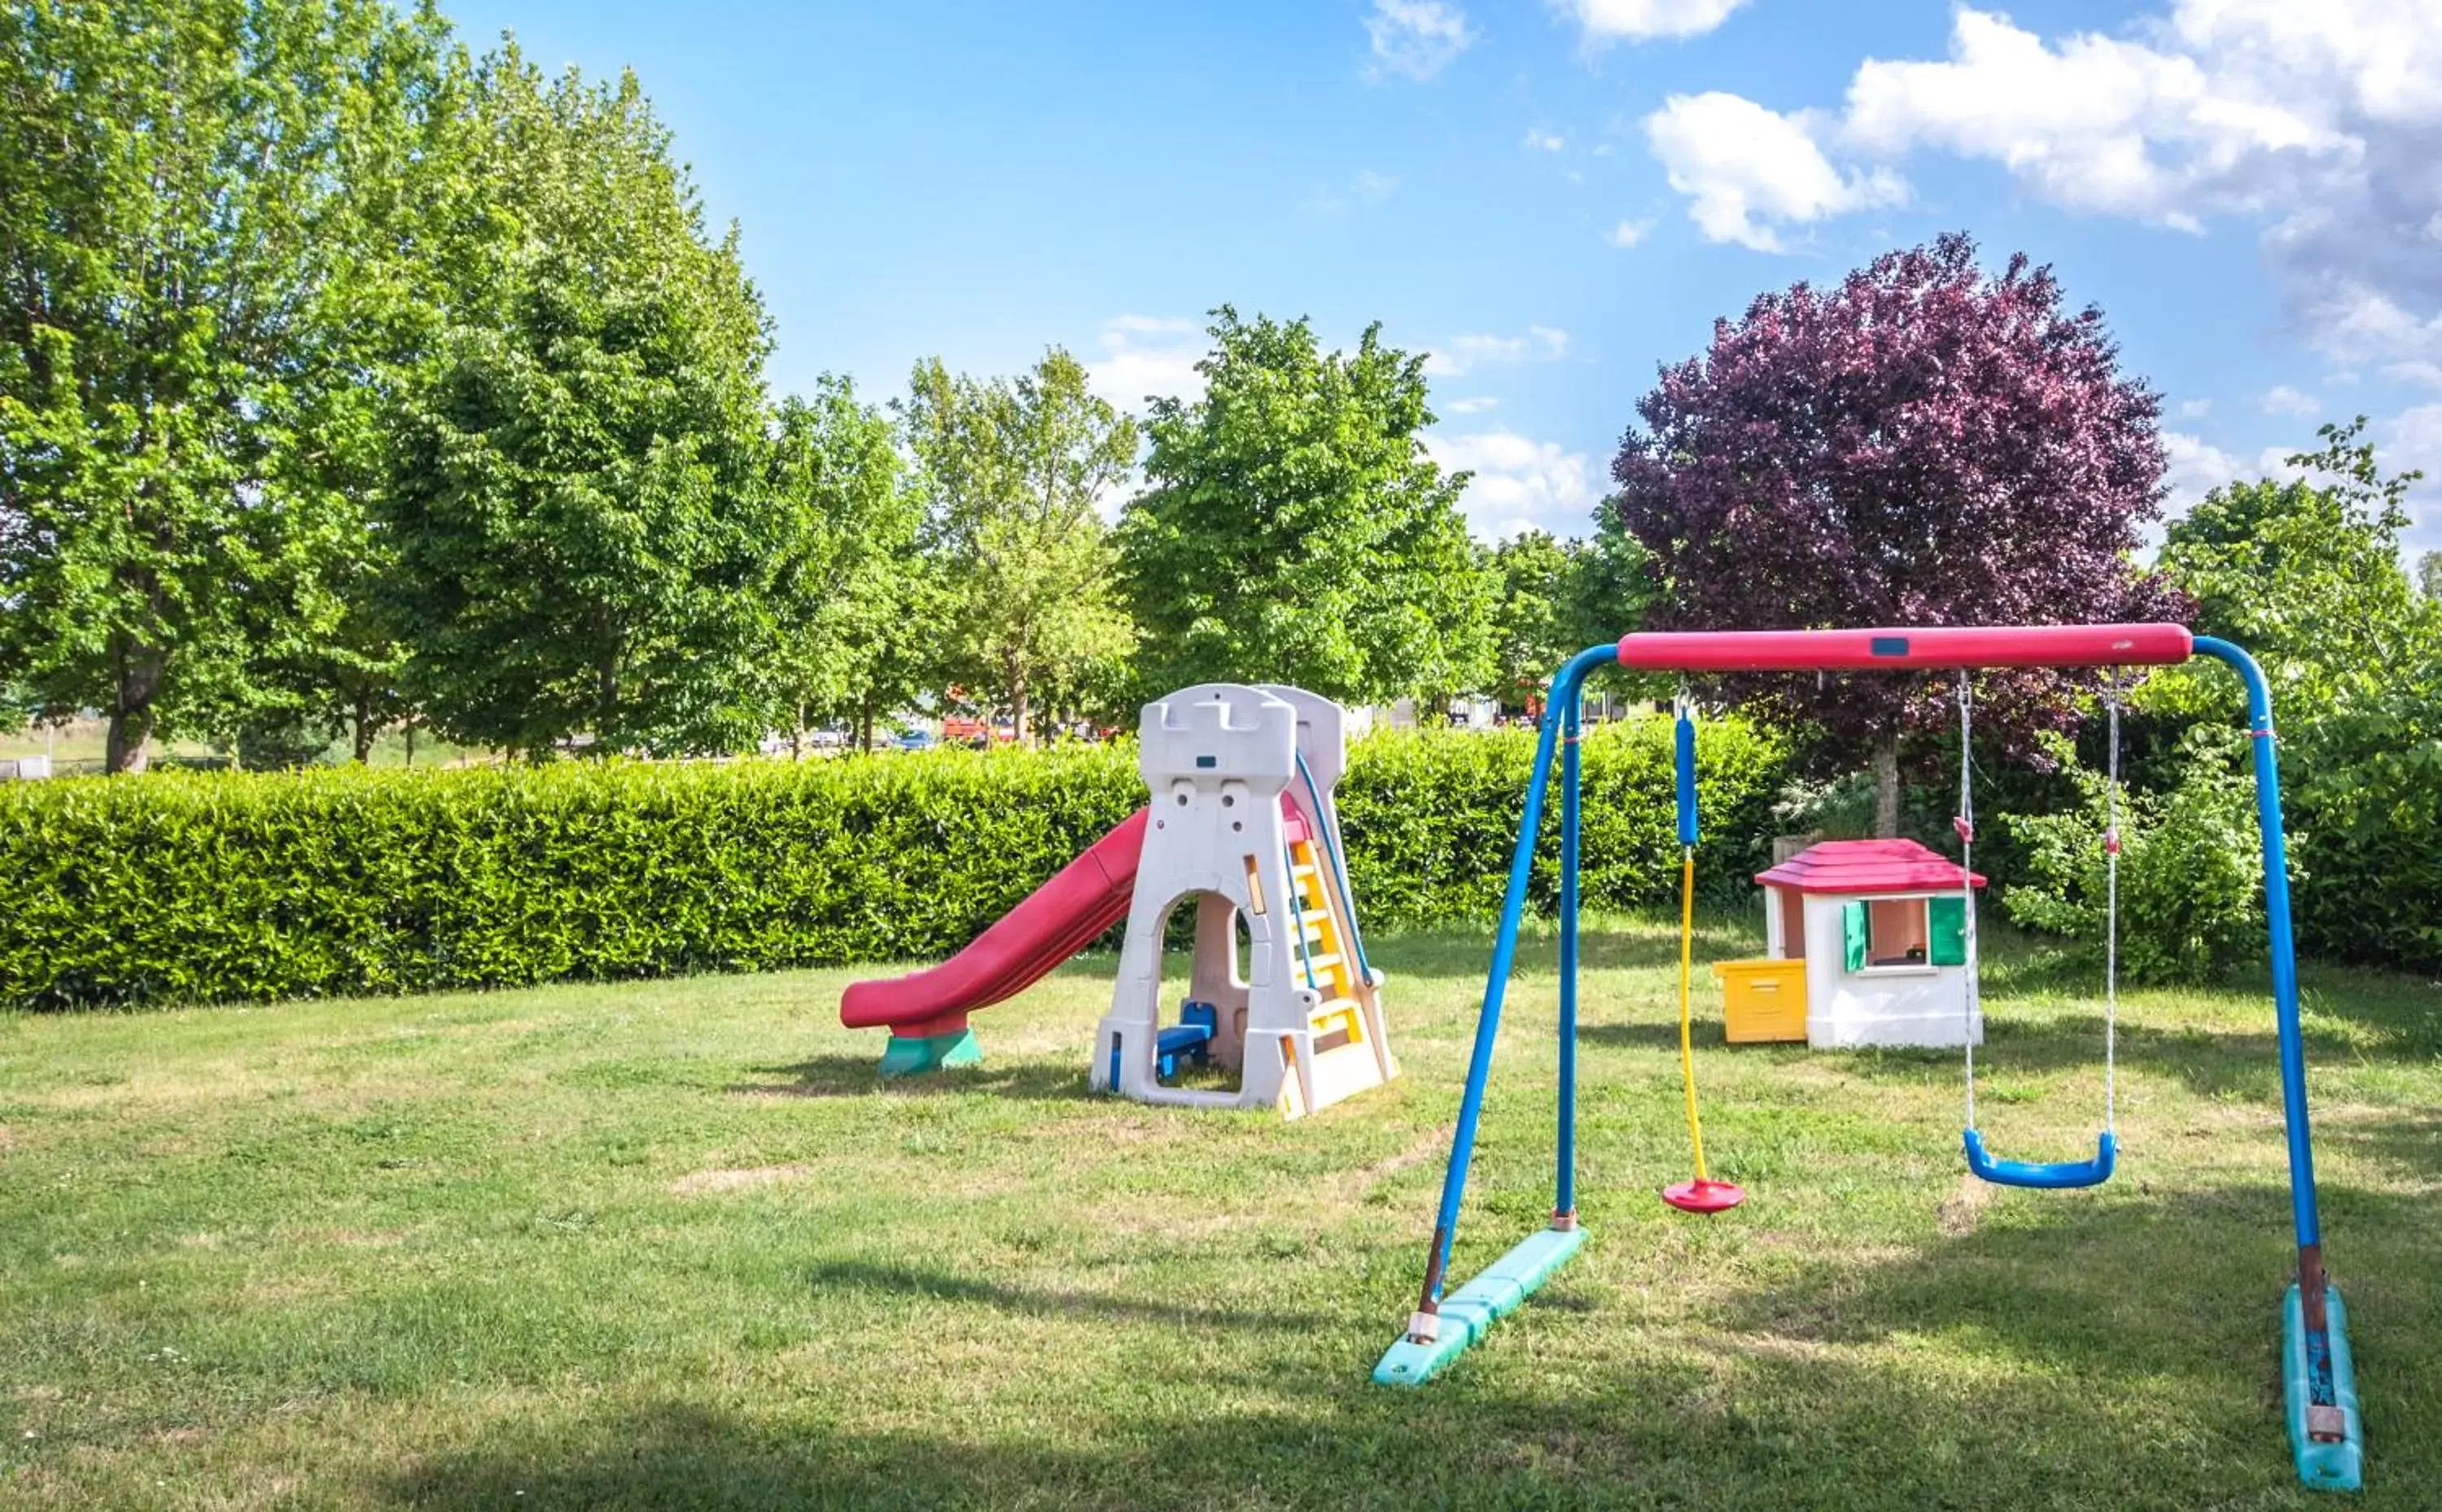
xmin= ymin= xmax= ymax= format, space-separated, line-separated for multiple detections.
xmin=1614 ymin=622 xmax=2193 ymax=674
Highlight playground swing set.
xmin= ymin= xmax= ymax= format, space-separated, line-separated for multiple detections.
xmin=1369 ymin=623 xmax=2365 ymax=1497
xmin=838 ymin=625 xmax=2365 ymax=1493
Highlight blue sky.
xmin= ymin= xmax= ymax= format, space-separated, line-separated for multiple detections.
xmin=444 ymin=0 xmax=2442 ymax=557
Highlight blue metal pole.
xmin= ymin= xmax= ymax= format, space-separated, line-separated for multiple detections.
xmin=2190 ymin=636 xmax=2358 ymax=1477
xmin=2191 ymin=636 xmax=2320 ymax=1258
xmin=1410 ymin=644 xmax=1618 ymax=1322
xmin=1556 ymin=675 xmax=1583 ymax=1222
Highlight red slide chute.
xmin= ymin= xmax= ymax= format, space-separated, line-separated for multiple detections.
xmin=840 ymin=808 xmax=1149 ymax=1042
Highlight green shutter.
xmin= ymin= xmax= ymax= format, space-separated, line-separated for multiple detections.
xmin=1929 ymin=896 xmax=1967 ymax=966
xmin=1842 ymin=901 xmax=1867 ymax=972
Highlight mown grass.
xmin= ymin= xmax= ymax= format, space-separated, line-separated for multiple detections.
xmin=2 ymin=916 xmax=2435 ymax=1510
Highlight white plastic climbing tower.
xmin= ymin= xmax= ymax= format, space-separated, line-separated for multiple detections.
xmin=1089 ymin=684 xmax=1397 ymax=1118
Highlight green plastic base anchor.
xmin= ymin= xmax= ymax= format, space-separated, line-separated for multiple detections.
xmin=2284 ymin=1282 xmax=2364 ymax=1492
xmin=877 ymin=1028 xmax=982 ymax=1077
xmin=1372 ymin=1224 xmax=1586 ymax=1387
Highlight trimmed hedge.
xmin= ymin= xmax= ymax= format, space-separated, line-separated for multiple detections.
xmin=1337 ymin=719 xmax=1788 ymax=926
xmin=0 ymin=719 xmax=1790 ymax=1011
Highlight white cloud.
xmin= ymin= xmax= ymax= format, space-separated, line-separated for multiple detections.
xmin=2177 ymin=397 xmax=2213 ymax=417
xmin=1523 ymin=129 xmax=1565 ymax=153
xmin=1638 ymin=4 xmax=2442 ymax=521
xmin=1365 ymin=0 xmax=1474 ymax=83
xmin=1424 ymin=326 xmax=1569 ymax=377
xmin=1642 ymin=3 xmax=2442 ymax=378
xmin=1607 ymin=216 xmax=1653 ymax=247
xmin=1351 ymin=168 xmax=1401 ymax=203
xmin=2161 ymin=430 xmax=2247 ymax=512
xmin=1424 ymin=429 xmax=1601 ymax=539
xmin=1840 ymin=7 xmax=2348 ymax=231
xmin=1304 ymin=169 xmax=1406 ymax=216
xmin=1444 ymin=395 xmax=1501 ymax=414
xmin=1088 ymin=315 xmax=1205 ymax=409
xmin=2258 ymin=384 xmax=2323 ymax=417
xmin=2256 ymin=442 xmax=2311 ymax=481
xmin=2383 ymin=403 xmax=2442 ymax=548
xmin=1644 ymin=92 xmax=1906 ymax=252
xmin=1562 ymin=0 xmax=1748 ymax=46
xmin=2302 ymin=281 xmax=2442 ymax=382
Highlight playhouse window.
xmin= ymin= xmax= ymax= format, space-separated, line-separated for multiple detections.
xmin=1842 ymin=896 xmax=1969 ymax=972
xmin=1869 ymin=898 xmax=1928 ymax=965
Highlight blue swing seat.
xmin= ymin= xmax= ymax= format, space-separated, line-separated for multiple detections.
xmin=1963 ymin=1128 xmax=2116 ymax=1189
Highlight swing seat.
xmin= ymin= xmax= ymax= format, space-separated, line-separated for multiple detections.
xmin=1963 ymin=1129 xmax=2116 ymax=1190
xmin=1661 ymin=1178 xmax=1746 ymax=1213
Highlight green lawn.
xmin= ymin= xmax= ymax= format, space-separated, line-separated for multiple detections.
xmin=2 ymin=917 xmax=2435 ymax=1510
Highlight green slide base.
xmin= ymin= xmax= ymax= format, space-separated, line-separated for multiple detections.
xmin=877 ymin=1029 xmax=982 ymax=1077
xmin=1372 ymin=1224 xmax=1586 ymax=1387
xmin=2284 ymin=1282 xmax=2365 ymax=1493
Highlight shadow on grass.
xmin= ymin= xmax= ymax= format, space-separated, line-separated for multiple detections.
xmin=729 ymin=1056 xmax=1092 ymax=1104
xmin=2319 ymin=1112 xmax=2442 ymax=1184
xmin=1712 ymin=1178 xmax=2433 ymax=1418
xmin=377 ymin=1183 xmax=2436 ymax=1510
xmin=1586 ymin=1009 xmax=2422 ymax=1110
xmin=803 ymin=1259 xmax=1342 ymax=1335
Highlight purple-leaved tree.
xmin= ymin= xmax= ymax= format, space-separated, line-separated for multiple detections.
xmin=1613 ymin=233 xmax=2185 ymax=835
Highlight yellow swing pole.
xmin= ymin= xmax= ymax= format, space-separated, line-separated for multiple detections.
xmin=1664 ymin=697 xmax=1741 ymax=1213
xmin=1677 ymin=846 xmax=1710 ymax=1181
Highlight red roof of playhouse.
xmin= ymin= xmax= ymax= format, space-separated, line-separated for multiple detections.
xmin=1756 ymin=838 xmax=1984 ymax=895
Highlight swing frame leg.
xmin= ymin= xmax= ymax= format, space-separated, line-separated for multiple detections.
xmin=1372 ymin=645 xmax=1616 ymax=1387
xmin=2196 ymin=638 xmax=2363 ymax=1492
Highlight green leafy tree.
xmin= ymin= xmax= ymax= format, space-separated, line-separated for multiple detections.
xmin=2149 ymin=417 xmax=2441 ymax=970
xmin=841 ymin=566 xmax=949 ymax=754
xmin=2416 ymin=549 xmax=2440 ymax=603
xmin=899 ymin=351 xmax=1137 ymax=742
xmin=2148 ymin=417 xmax=2430 ymax=719
xmin=1486 ymin=531 xmax=1583 ymax=706
xmin=2002 ymin=731 xmax=2266 ymax=985
xmin=0 ymin=0 xmax=447 ymax=771
xmin=1565 ymin=502 xmax=1661 ymax=706
xmin=1116 ymin=308 xmax=1494 ymax=706
xmin=764 ymin=378 xmax=928 ymax=754
xmin=381 ymin=51 xmax=779 ymax=758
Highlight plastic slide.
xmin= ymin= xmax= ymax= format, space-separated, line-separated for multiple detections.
xmin=839 ymin=808 xmax=1148 ymax=1073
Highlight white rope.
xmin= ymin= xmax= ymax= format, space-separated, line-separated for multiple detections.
xmin=2104 ymin=672 xmax=2122 ymax=1135
xmin=1960 ymin=670 xmax=2124 ymax=1148
xmin=1958 ymin=673 xmax=1980 ymax=1131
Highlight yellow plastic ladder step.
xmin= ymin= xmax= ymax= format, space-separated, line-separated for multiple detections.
xmin=1311 ymin=999 xmax=1365 ymax=1047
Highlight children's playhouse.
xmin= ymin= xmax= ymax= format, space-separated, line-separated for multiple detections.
xmin=1713 ymin=837 xmax=1987 ymax=1050
xmin=838 ymin=682 xmax=1396 ymax=1120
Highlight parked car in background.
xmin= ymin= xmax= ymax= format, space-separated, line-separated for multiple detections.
xmin=894 ymin=728 xmax=938 ymax=752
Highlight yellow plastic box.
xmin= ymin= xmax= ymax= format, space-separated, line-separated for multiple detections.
xmin=1712 ymin=958 xmax=1809 ymax=1043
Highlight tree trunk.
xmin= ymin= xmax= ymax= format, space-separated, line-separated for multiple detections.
xmin=1009 ymin=665 xmax=1030 ymax=745
xmin=1871 ymin=732 xmax=1902 ymax=838
xmin=858 ymin=704 xmax=875 ymax=754
xmin=104 ymin=631 xmax=165 ymax=775
xmin=790 ymin=700 xmax=804 ymax=760
xmin=405 ymin=721 xmax=418 ymax=767
xmin=596 ymin=650 xmax=619 ymax=756
xmin=352 ymin=688 xmax=375 ymax=763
